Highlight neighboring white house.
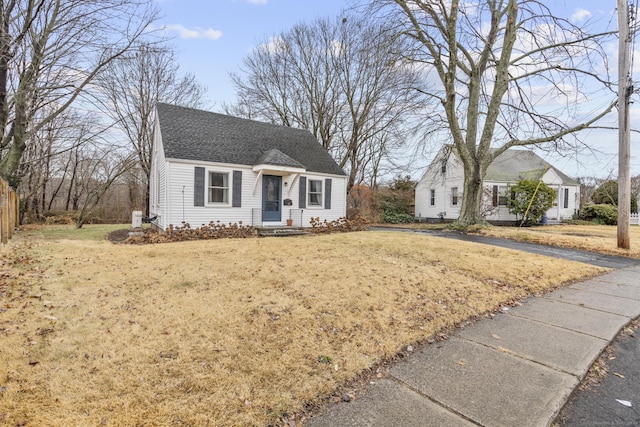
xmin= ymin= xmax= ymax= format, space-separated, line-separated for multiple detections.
xmin=149 ymin=103 xmax=347 ymax=231
xmin=415 ymin=145 xmax=580 ymax=223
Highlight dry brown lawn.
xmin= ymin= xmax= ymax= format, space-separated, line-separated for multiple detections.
xmin=476 ymin=224 xmax=640 ymax=259
xmin=0 ymin=226 xmax=606 ymax=426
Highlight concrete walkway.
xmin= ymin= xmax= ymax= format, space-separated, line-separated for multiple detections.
xmin=306 ymin=238 xmax=640 ymax=426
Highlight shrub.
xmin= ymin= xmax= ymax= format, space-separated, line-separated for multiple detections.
xmin=309 ymin=216 xmax=369 ymax=233
xmin=578 ymin=204 xmax=618 ymax=225
xmin=372 ymin=175 xmax=416 ymax=224
xmin=562 ymin=219 xmax=598 ymax=226
xmin=592 ymin=180 xmax=618 ymax=205
xmin=381 ymin=211 xmax=414 ymax=224
xmin=506 ymin=180 xmax=556 ymax=226
xmin=125 ymin=221 xmax=255 ymax=244
xmin=592 ymin=180 xmax=638 ymax=213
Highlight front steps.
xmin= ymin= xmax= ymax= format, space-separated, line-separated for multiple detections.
xmin=255 ymin=226 xmax=309 ymax=237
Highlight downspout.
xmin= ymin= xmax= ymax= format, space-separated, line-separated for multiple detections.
xmin=556 ymin=185 xmax=560 ymax=220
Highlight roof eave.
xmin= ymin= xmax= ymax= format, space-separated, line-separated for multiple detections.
xmin=252 ymin=164 xmax=307 ymax=174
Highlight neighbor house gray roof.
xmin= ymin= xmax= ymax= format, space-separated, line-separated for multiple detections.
xmin=156 ymin=103 xmax=345 ymax=176
xmin=486 ymin=149 xmax=578 ymax=185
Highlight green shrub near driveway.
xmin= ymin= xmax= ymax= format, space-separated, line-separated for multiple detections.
xmin=382 ymin=211 xmax=414 ymax=224
xmin=578 ymin=204 xmax=618 ymax=225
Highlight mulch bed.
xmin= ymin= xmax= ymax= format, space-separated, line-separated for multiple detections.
xmin=106 ymin=229 xmax=131 ymax=243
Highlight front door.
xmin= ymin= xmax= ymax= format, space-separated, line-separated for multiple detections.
xmin=262 ymin=175 xmax=282 ymax=222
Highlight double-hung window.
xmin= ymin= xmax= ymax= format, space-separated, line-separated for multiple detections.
xmin=308 ymin=179 xmax=323 ymax=207
xmin=492 ymin=185 xmax=508 ymax=206
xmin=498 ymin=185 xmax=508 ymax=206
xmin=451 ymin=187 xmax=459 ymax=206
xmin=208 ymin=172 xmax=229 ymax=204
xmin=430 ymin=189 xmax=436 ymax=206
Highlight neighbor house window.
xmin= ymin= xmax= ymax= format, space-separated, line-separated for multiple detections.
xmin=208 ymin=172 xmax=229 ymax=204
xmin=451 ymin=187 xmax=459 ymax=206
xmin=563 ymin=188 xmax=569 ymax=209
xmin=308 ymin=179 xmax=323 ymax=206
xmin=492 ymin=185 xmax=508 ymax=206
xmin=430 ymin=189 xmax=436 ymax=206
xmin=499 ymin=186 xmax=508 ymax=206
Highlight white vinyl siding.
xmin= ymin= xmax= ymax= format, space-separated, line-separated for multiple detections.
xmin=158 ymin=160 xmax=346 ymax=230
xmin=414 ymin=146 xmax=464 ymax=220
xmin=149 ymin=121 xmax=168 ymax=230
xmin=298 ymin=173 xmax=346 ymax=224
xmin=416 ymin=146 xmax=580 ymax=223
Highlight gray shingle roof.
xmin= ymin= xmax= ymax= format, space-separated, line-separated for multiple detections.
xmin=253 ymin=148 xmax=305 ymax=169
xmin=156 ymin=103 xmax=345 ymax=176
xmin=486 ymin=149 xmax=578 ymax=185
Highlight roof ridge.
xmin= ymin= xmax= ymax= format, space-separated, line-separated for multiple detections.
xmin=155 ymin=103 xmax=345 ymax=176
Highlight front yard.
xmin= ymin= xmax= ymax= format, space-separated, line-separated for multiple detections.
xmin=477 ymin=224 xmax=640 ymax=259
xmin=0 ymin=225 xmax=607 ymax=426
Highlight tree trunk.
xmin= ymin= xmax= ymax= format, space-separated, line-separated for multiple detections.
xmin=0 ymin=95 xmax=27 ymax=187
xmin=456 ymin=161 xmax=488 ymax=227
xmin=0 ymin=3 xmax=12 ymax=147
xmin=144 ymin=186 xmax=150 ymax=217
xmin=65 ymin=150 xmax=79 ymax=210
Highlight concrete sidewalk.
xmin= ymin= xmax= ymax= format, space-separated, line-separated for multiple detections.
xmin=306 ymin=265 xmax=640 ymax=427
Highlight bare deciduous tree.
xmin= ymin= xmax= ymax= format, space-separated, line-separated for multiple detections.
xmin=74 ymin=148 xmax=136 ymax=229
xmin=16 ymin=108 xmax=100 ymax=222
xmin=374 ymin=0 xmax=617 ymax=226
xmin=0 ymin=0 xmax=158 ymax=187
xmin=230 ymin=14 xmax=426 ymax=191
xmin=95 ymin=42 xmax=206 ymax=214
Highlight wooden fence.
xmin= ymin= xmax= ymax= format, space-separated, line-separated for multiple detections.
xmin=1 ymin=178 xmax=19 ymax=244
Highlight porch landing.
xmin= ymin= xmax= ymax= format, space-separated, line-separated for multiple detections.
xmin=255 ymin=226 xmax=309 ymax=237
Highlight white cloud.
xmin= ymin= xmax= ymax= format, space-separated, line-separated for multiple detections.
xmin=246 ymin=0 xmax=267 ymax=4
xmin=570 ymin=8 xmax=592 ymax=23
xmin=259 ymin=36 xmax=287 ymax=54
xmin=161 ymin=24 xmax=222 ymax=40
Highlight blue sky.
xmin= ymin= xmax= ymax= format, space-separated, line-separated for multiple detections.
xmin=155 ymin=0 xmax=351 ymax=109
xmin=153 ymin=0 xmax=638 ymax=180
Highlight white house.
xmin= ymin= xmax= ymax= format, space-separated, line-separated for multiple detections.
xmin=415 ymin=145 xmax=580 ymax=223
xmin=149 ymin=103 xmax=347 ymax=231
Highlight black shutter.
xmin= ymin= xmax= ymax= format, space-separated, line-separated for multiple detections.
xmin=324 ymin=178 xmax=332 ymax=209
xmin=194 ymin=167 xmax=205 ymax=207
xmin=299 ymin=177 xmax=306 ymax=208
xmin=232 ymin=171 xmax=242 ymax=207
xmin=492 ymin=185 xmax=498 ymax=207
